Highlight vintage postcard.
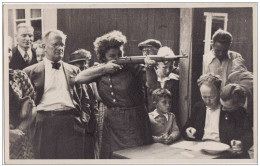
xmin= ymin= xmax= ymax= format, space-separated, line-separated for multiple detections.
xmin=3 ymin=2 xmax=257 ymax=164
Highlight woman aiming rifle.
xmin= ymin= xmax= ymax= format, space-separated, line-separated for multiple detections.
xmin=76 ymin=30 xmax=156 ymax=159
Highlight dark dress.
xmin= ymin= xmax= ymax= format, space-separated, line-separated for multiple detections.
xmin=9 ymin=69 xmax=36 ymax=159
xmin=94 ymin=64 xmax=152 ymax=158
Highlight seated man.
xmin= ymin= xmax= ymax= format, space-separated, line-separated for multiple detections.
xmin=219 ymin=84 xmax=253 ymax=156
xmin=149 ymin=88 xmax=180 ymax=144
xmin=182 ymin=75 xmax=252 ymax=157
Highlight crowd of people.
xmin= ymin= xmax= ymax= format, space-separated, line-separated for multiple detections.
xmin=8 ymin=23 xmax=254 ymax=159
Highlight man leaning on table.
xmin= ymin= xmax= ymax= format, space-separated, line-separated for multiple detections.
xmin=181 ymin=74 xmax=253 ymax=158
xmin=24 ymin=29 xmax=93 ymax=159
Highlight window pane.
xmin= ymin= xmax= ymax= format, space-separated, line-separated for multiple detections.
xmin=16 ymin=9 xmax=25 ymax=19
xmin=31 ymin=9 xmax=41 ymax=18
xmin=31 ymin=20 xmax=42 ymax=41
xmin=211 ymin=19 xmax=224 ymax=37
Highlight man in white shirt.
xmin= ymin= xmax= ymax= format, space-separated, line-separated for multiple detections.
xmin=10 ymin=23 xmax=38 ymax=70
xmin=24 ymin=29 xmax=94 ymax=159
xmin=203 ymin=29 xmax=245 ymax=87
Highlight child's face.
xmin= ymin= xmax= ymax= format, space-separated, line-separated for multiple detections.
xmin=157 ymin=62 xmax=173 ymax=77
xmin=156 ymin=97 xmax=171 ymax=114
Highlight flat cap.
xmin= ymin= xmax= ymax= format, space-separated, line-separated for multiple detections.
xmin=138 ymin=39 xmax=162 ymax=50
xmin=69 ymin=49 xmax=91 ymax=63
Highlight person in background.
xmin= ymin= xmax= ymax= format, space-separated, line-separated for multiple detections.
xmin=8 ymin=35 xmax=37 ymax=159
xmin=149 ymin=88 xmax=180 ymax=144
xmin=10 ymin=23 xmax=38 ymax=70
xmin=138 ymin=39 xmax=162 ymax=56
xmin=35 ymin=46 xmax=45 ymax=62
xmin=203 ymin=29 xmax=245 ymax=87
xmin=76 ymin=30 xmax=156 ymax=158
xmin=146 ymin=47 xmax=179 ymax=117
xmin=227 ymin=58 xmax=253 ymax=127
xmin=69 ymin=49 xmax=92 ymax=71
xmin=23 ymin=29 xmax=93 ymax=159
xmin=69 ymin=49 xmax=96 ymax=159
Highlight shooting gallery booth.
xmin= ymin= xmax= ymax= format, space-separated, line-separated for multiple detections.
xmin=8 ymin=6 xmax=253 ymax=128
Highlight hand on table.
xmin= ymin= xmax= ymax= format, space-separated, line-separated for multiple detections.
xmin=230 ymin=140 xmax=243 ymax=154
xmin=163 ymin=135 xmax=174 ymax=144
xmin=186 ymin=127 xmax=196 ymax=139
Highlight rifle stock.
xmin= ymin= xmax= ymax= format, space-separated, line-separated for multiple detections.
xmin=114 ymin=55 xmax=188 ymax=64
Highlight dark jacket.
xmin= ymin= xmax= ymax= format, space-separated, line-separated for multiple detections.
xmin=23 ymin=61 xmax=95 ymax=133
xmin=10 ymin=46 xmax=38 ymax=70
xmin=182 ymin=101 xmax=253 ymax=151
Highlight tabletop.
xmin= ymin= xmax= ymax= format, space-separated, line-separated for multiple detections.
xmin=112 ymin=141 xmax=244 ymax=159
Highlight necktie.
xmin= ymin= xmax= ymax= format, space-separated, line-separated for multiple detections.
xmin=24 ymin=51 xmax=29 ymax=63
xmin=52 ymin=62 xmax=61 ymax=69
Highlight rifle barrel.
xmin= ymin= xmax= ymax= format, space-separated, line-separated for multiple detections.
xmin=114 ymin=55 xmax=187 ymax=64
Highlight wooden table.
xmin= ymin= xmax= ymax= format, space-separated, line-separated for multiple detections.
xmin=113 ymin=142 xmax=238 ymax=159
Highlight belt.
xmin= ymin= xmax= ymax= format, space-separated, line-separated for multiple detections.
xmin=37 ymin=109 xmax=78 ymax=116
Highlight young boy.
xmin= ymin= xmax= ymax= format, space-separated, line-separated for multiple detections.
xmin=146 ymin=46 xmax=179 ymax=115
xmin=148 ymin=88 xmax=180 ymax=144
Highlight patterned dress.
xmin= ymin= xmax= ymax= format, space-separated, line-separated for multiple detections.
xmin=9 ymin=69 xmax=36 ymax=159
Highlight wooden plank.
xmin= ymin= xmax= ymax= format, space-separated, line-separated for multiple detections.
xmin=179 ymin=8 xmax=193 ymax=128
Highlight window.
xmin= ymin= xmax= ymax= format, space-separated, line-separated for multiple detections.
xmin=13 ymin=9 xmax=43 ymax=42
xmin=203 ymin=12 xmax=228 ymax=54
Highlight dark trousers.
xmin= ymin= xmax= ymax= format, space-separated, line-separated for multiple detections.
xmin=33 ymin=112 xmax=85 ymax=159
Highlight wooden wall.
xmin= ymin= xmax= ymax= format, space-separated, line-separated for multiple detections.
xmin=57 ymin=9 xmax=180 ymax=62
xmin=191 ymin=7 xmax=253 ymax=106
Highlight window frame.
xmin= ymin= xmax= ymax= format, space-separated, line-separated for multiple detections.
xmin=203 ymin=12 xmax=228 ymax=54
xmin=13 ymin=8 xmax=43 ymax=44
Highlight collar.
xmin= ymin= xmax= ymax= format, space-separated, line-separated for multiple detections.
xmin=153 ymin=109 xmax=169 ymax=121
xmin=207 ymin=50 xmax=232 ymax=64
xmin=157 ymin=72 xmax=179 ymax=82
xmin=44 ymin=58 xmax=63 ymax=70
xmin=18 ymin=45 xmax=32 ymax=58
xmin=206 ymin=104 xmax=221 ymax=112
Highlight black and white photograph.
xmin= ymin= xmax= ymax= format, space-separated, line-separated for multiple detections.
xmin=3 ymin=2 xmax=257 ymax=164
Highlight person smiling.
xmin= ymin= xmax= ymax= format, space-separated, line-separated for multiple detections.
xmin=10 ymin=23 xmax=38 ymax=70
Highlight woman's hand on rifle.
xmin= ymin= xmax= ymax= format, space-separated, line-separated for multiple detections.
xmin=104 ymin=60 xmax=122 ymax=74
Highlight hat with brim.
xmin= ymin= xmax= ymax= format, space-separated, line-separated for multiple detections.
xmin=138 ymin=39 xmax=162 ymax=50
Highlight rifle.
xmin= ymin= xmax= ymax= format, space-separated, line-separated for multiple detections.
xmin=114 ymin=55 xmax=188 ymax=65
